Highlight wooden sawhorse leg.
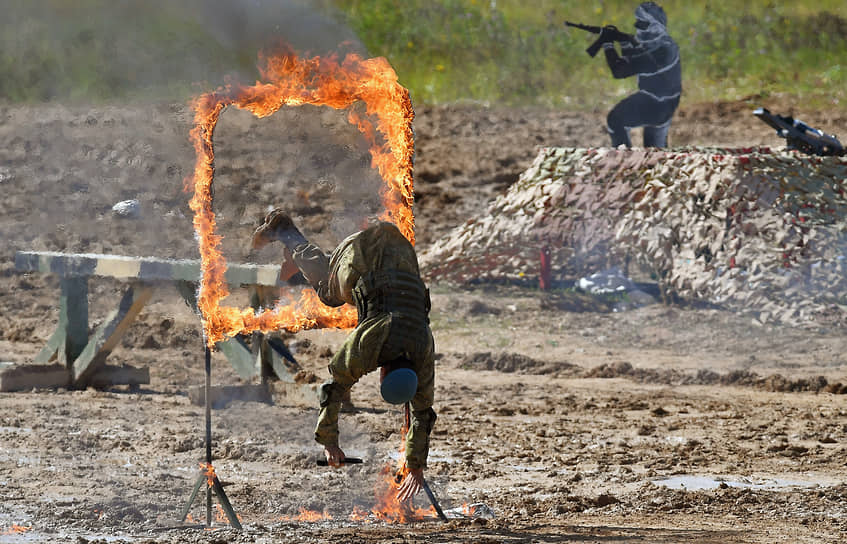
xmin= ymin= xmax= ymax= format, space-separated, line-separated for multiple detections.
xmin=34 ymin=277 xmax=153 ymax=387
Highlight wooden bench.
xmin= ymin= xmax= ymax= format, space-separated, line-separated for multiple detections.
xmin=10 ymin=251 xmax=303 ymax=393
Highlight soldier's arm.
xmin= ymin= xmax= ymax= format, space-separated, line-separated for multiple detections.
xmin=604 ymin=42 xmax=639 ymax=79
xmin=405 ymin=406 xmax=437 ymax=470
xmin=608 ymin=38 xmax=675 ymax=80
xmin=404 ymin=352 xmax=436 ymax=470
xmin=291 ymin=243 xmax=346 ymax=307
xmin=314 ymin=325 xmax=384 ymax=451
xmin=314 ymin=381 xmax=349 ymax=448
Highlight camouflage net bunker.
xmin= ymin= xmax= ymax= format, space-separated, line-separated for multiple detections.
xmin=419 ymin=147 xmax=847 ymax=324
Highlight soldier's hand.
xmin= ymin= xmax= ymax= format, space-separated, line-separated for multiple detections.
xmin=250 ymin=226 xmax=272 ymax=250
xmin=250 ymin=208 xmax=296 ymax=250
xmin=324 ymin=445 xmax=346 ymax=467
xmin=397 ymin=468 xmax=424 ymax=502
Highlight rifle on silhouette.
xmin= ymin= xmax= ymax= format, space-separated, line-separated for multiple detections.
xmin=564 ymin=21 xmax=636 ymax=58
xmin=753 ymin=108 xmax=845 ymax=157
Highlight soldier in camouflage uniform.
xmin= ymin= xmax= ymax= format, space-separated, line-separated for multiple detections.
xmin=251 ymin=210 xmax=436 ymax=501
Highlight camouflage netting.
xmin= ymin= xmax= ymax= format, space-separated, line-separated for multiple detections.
xmin=419 ymin=147 xmax=847 ymax=324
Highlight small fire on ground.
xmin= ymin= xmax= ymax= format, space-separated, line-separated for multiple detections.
xmin=278 ymin=498 xmax=479 ymax=524
xmin=277 ymin=461 xmax=439 ymax=524
xmin=281 ymin=422 xmax=477 ymax=524
xmin=1 ymin=524 xmax=31 ymax=534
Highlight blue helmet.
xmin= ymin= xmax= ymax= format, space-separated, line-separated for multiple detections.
xmin=380 ymin=367 xmax=418 ymax=405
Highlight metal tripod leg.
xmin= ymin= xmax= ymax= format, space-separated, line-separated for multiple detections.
xmin=178 ymin=342 xmax=242 ymax=530
xmin=422 ymin=478 xmax=448 ymax=521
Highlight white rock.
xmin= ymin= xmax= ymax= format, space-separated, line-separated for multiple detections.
xmin=112 ymin=199 xmax=141 ymax=219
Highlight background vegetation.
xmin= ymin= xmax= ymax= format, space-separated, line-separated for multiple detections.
xmin=2 ymin=0 xmax=846 ymax=109
xmin=333 ymin=0 xmax=847 ymax=108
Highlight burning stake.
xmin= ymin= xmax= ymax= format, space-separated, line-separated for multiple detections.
xmin=178 ymin=342 xmax=242 ymax=530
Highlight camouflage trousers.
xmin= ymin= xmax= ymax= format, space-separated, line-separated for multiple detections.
xmin=314 ymin=312 xmax=436 ymax=470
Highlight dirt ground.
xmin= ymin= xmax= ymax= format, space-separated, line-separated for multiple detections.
xmin=2 ymin=95 xmax=847 ymax=543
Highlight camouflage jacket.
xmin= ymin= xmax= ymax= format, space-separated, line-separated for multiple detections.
xmin=292 ymin=222 xmax=436 ymax=470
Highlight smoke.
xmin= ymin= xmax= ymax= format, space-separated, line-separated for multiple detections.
xmin=0 ymin=0 xmax=367 ymax=102
xmin=187 ymin=0 xmax=366 ymax=55
xmin=211 ymin=104 xmax=385 ymax=263
xmin=0 ymin=0 xmax=380 ymax=259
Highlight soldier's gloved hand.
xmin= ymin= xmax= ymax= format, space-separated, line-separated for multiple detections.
xmin=250 ymin=228 xmax=271 ymax=250
xmin=324 ymin=444 xmax=347 ymax=467
xmin=250 ymin=208 xmax=308 ymax=251
xmin=397 ymin=467 xmax=424 ymax=502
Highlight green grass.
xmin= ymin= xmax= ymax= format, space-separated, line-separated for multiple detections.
xmin=332 ymin=0 xmax=847 ymax=108
xmin=2 ymin=0 xmax=846 ymax=110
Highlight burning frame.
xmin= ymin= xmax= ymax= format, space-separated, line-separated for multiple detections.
xmin=186 ymin=46 xmax=416 ymax=346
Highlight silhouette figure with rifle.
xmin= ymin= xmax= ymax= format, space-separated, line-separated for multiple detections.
xmin=567 ymin=2 xmax=681 ymax=148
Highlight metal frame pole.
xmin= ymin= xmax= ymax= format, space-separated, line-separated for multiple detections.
xmin=205 ymin=343 xmax=213 ymax=527
xmin=179 ymin=338 xmax=242 ymax=530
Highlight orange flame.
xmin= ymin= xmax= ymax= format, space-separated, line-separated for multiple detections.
xmin=186 ymin=45 xmax=415 ymax=346
xmin=365 ymin=463 xmax=437 ymax=523
xmin=211 ymin=504 xmax=243 ymax=526
xmin=354 ymin=411 xmax=436 ymax=523
xmin=214 ymin=504 xmax=227 ymax=524
xmin=278 ymin=459 xmax=436 ymax=524
xmin=279 ymin=507 xmax=334 ymax=522
xmin=201 ymin=462 xmax=216 ymax=488
xmin=349 ymin=506 xmax=371 ymax=522
xmin=2 ymin=524 xmax=31 ymax=534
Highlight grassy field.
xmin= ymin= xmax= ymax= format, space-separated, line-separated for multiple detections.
xmin=2 ymin=1 xmax=846 ymax=109
xmin=333 ymin=0 xmax=847 ymax=108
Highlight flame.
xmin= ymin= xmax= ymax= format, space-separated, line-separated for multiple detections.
xmin=186 ymin=45 xmax=415 ymax=346
xmin=214 ymin=505 xmax=226 ymax=524
xmin=275 ymin=411 xmax=438 ymax=525
xmin=348 ymin=506 xmax=371 ymax=522
xmin=462 ymin=503 xmax=477 ymax=516
xmin=2 ymin=525 xmax=30 ymax=534
xmin=211 ymin=504 xmax=243 ymax=526
xmin=279 ymin=507 xmax=334 ymax=522
xmin=201 ymin=462 xmax=216 ymax=488
xmin=353 ymin=413 xmax=436 ymax=523
xmin=366 ymin=463 xmax=437 ymax=523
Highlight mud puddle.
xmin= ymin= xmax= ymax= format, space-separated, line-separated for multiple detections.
xmin=652 ymin=474 xmax=838 ymax=492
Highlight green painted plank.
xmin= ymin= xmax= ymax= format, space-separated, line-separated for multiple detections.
xmin=216 ymin=335 xmax=258 ymax=381
xmin=72 ymin=283 xmax=153 ymax=385
xmin=265 ymin=337 xmax=300 ymax=383
xmin=33 ymin=325 xmax=66 ymax=364
xmin=59 ymin=276 xmax=88 ymax=367
xmin=14 ymin=251 xmax=286 ymax=287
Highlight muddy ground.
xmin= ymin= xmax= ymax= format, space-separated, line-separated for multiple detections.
xmin=2 ymin=96 xmax=847 ymax=543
